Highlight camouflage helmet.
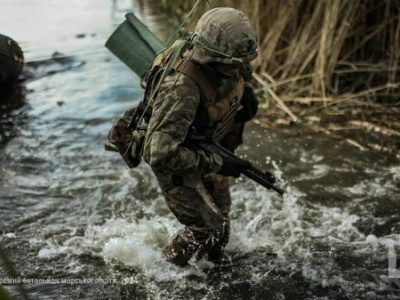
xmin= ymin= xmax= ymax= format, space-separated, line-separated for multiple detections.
xmin=191 ymin=7 xmax=258 ymax=65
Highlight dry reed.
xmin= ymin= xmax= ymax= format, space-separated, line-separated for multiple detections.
xmin=251 ymin=0 xmax=399 ymax=114
xmin=157 ymin=0 xmax=400 ymax=118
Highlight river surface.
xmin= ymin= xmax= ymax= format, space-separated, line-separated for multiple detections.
xmin=1 ymin=1 xmax=400 ymax=299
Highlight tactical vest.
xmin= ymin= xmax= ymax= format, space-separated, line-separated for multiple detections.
xmin=146 ymin=41 xmax=244 ymax=143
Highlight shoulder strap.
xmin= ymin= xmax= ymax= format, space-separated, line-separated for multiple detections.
xmin=175 ymin=60 xmax=216 ymax=103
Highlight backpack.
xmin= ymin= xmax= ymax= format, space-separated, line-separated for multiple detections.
xmin=106 ymin=102 xmax=151 ymax=168
xmin=105 ymin=40 xmax=189 ymax=168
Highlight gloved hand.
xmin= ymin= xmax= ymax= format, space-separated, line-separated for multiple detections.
xmin=235 ymin=86 xmax=259 ymax=123
xmin=218 ymin=154 xmax=251 ymax=178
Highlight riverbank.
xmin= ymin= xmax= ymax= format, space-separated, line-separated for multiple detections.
xmin=255 ymin=101 xmax=400 ymax=160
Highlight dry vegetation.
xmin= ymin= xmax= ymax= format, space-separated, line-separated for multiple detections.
xmin=159 ymin=0 xmax=400 ymax=155
xmin=250 ymin=0 xmax=400 ymax=156
xmin=250 ymin=1 xmax=399 ymax=112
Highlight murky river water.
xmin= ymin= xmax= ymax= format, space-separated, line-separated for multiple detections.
xmin=1 ymin=1 xmax=400 ymax=299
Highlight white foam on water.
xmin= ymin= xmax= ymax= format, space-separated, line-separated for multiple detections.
xmin=229 ymin=182 xmax=362 ymax=254
xmin=299 ymin=150 xmax=324 ymax=164
xmin=3 ymin=233 xmax=16 ymax=239
xmin=224 ymin=163 xmax=381 ymax=292
xmin=37 ymin=242 xmax=71 ymax=259
xmin=343 ymin=164 xmax=400 ymax=199
xmin=364 ymin=233 xmax=400 ymax=248
xmin=295 ymin=164 xmax=331 ymax=181
xmin=84 ymin=216 xmax=213 ymax=281
xmin=77 ymin=162 xmax=369 ymax=290
xmin=344 ymin=177 xmax=397 ymax=198
xmin=391 ymin=166 xmax=400 ymax=183
xmin=33 ymin=161 xmax=399 ymax=298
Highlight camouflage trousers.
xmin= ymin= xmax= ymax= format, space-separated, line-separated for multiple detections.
xmin=159 ymin=172 xmax=231 ymax=266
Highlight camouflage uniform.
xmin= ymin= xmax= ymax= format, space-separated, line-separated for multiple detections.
xmin=143 ymin=7 xmax=258 ymax=266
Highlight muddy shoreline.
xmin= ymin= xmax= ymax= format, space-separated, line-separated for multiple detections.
xmin=255 ymin=104 xmax=400 ymax=160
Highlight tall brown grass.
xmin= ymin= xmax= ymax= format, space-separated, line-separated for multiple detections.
xmin=152 ymin=0 xmax=400 ymax=114
xmin=251 ymin=0 xmax=399 ymax=109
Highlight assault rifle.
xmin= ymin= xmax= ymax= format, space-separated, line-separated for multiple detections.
xmin=188 ymin=136 xmax=285 ymax=196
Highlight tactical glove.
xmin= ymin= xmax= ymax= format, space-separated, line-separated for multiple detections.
xmin=218 ymin=153 xmax=251 ymax=178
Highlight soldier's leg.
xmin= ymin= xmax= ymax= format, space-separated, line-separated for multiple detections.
xmin=202 ymin=173 xmax=231 ymax=262
xmin=163 ymin=226 xmax=212 ymax=266
xmin=162 ymin=182 xmax=224 ymax=266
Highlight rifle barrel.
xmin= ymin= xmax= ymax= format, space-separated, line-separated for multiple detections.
xmin=242 ymin=168 xmax=285 ymax=195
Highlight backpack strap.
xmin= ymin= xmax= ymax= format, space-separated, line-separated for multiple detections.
xmin=175 ymin=60 xmax=216 ymax=103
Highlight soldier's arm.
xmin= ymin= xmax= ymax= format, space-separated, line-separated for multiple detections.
xmin=144 ymin=74 xmax=222 ymax=176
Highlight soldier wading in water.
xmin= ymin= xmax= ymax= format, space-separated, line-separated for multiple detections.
xmin=143 ymin=7 xmax=259 ymax=266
